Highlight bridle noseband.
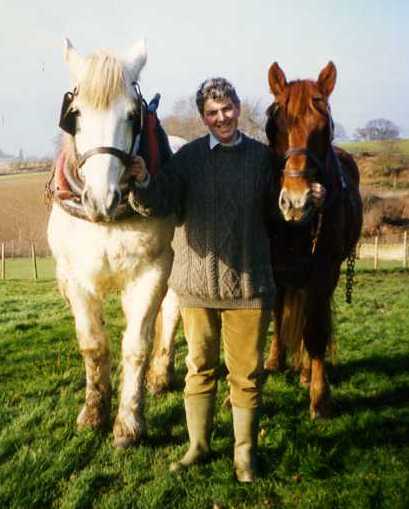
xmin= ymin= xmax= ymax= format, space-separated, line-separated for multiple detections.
xmin=282 ymin=147 xmax=324 ymax=181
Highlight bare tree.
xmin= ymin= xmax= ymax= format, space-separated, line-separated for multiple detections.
xmin=162 ymin=96 xmax=266 ymax=142
xmin=162 ymin=96 xmax=206 ymax=141
xmin=354 ymin=118 xmax=400 ymax=141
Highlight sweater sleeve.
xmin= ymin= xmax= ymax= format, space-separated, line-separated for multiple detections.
xmin=128 ymin=147 xmax=187 ymax=220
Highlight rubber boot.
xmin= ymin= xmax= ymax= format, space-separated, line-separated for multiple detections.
xmin=170 ymin=394 xmax=214 ymax=472
xmin=232 ymin=406 xmax=258 ymax=482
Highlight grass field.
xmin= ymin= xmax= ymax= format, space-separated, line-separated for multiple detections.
xmin=340 ymin=138 xmax=409 ymax=157
xmin=1 ymin=266 xmax=409 ymax=508
xmin=1 ymin=256 xmax=406 ymax=281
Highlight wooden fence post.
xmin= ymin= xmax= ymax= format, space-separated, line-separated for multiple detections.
xmin=31 ymin=241 xmax=38 ymax=281
xmin=1 ymin=243 xmax=5 ymax=280
xmin=374 ymin=235 xmax=379 ymax=270
xmin=404 ymin=231 xmax=408 ymax=269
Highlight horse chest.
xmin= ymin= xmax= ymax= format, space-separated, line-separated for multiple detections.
xmin=48 ymin=206 xmax=174 ymax=289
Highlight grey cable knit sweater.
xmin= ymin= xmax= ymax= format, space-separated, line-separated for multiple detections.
xmin=131 ymin=133 xmax=277 ymax=309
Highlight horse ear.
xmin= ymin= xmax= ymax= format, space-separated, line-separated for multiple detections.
xmin=268 ymin=62 xmax=287 ymax=99
xmin=318 ymin=61 xmax=337 ymax=97
xmin=125 ymin=39 xmax=148 ymax=80
xmin=64 ymin=38 xmax=84 ymax=80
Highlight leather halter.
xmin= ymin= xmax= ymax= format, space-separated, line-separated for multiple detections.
xmin=268 ymin=101 xmax=334 ymax=182
xmin=59 ymin=83 xmax=144 ymax=169
xmin=282 ymin=147 xmax=323 ymax=180
xmin=78 ymin=146 xmax=134 ymax=168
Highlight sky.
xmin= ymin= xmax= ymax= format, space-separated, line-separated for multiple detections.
xmin=1 ymin=0 xmax=409 ymax=157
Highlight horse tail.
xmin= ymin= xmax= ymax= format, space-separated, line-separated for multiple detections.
xmin=280 ymin=287 xmax=306 ymax=366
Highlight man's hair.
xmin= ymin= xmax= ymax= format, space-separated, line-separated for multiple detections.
xmin=195 ymin=77 xmax=240 ymax=116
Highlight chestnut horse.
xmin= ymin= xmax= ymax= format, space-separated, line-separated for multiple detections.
xmin=265 ymin=62 xmax=362 ymax=418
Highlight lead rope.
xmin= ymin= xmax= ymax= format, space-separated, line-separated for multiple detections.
xmin=345 ymin=249 xmax=356 ymax=304
xmin=311 ymin=212 xmax=323 ymax=254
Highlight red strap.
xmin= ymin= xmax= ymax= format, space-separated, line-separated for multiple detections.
xmin=144 ymin=112 xmax=160 ymax=176
xmin=55 ymin=152 xmax=75 ymax=199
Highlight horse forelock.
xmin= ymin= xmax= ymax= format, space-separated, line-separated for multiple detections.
xmin=78 ymin=51 xmax=128 ymax=110
xmin=287 ymin=80 xmax=317 ymax=120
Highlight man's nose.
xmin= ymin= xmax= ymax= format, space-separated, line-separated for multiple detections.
xmin=216 ymin=110 xmax=225 ymax=122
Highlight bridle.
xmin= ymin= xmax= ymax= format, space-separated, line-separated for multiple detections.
xmin=270 ymin=101 xmax=335 ymax=253
xmin=269 ymin=101 xmax=335 ymax=184
xmin=52 ymin=82 xmax=147 ymax=220
xmin=58 ymin=82 xmax=145 ymax=171
xmin=283 ymin=147 xmax=323 ymax=181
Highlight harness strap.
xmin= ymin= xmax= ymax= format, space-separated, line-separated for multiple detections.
xmin=78 ymin=146 xmax=134 ymax=168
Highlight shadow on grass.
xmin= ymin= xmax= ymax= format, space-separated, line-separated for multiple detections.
xmin=334 ymin=384 xmax=409 ymax=415
xmin=331 ymin=353 xmax=409 ymax=382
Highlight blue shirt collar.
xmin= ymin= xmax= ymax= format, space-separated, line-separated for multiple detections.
xmin=209 ymin=130 xmax=242 ymax=150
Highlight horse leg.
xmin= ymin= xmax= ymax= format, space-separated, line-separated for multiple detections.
xmin=113 ymin=267 xmax=168 ymax=448
xmin=66 ymin=283 xmax=111 ymax=429
xmin=299 ymin=340 xmax=311 ymax=387
xmin=265 ymin=290 xmax=286 ymax=371
xmin=303 ymin=295 xmax=331 ymax=419
xmin=146 ymin=288 xmax=180 ymax=395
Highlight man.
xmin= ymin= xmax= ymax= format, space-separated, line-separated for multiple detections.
xmin=130 ymin=78 xmax=324 ymax=482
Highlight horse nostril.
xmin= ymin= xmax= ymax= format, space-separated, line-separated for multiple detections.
xmin=82 ymin=188 xmax=95 ymax=209
xmin=106 ymin=190 xmax=121 ymax=215
xmin=279 ymin=190 xmax=291 ymax=211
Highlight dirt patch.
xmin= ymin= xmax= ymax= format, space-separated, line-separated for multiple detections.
xmin=0 ymin=173 xmax=51 ymax=255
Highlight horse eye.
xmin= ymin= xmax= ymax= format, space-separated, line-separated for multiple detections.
xmin=312 ymin=97 xmax=327 ymax=113
xmin=127 ymin=111 xmax=137 ymax=121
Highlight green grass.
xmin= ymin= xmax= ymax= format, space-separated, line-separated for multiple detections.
xmin=340 ymin=138 xmax=409 ymax=156
xmin=1 ymin=271 xmax=409 ymax=508
xmin=1 ymin=257 xmax=55 ymax=280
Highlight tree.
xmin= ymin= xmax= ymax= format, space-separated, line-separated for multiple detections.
xmin=162 ymin=96 xmax=266 ymax=142
xmin=237 ymin=100 xmax=266 ymax=143
xmin=162 ymin=96 xmax=206 ymax=141
xmin=354 ymin=118 xmax=400 ymax=141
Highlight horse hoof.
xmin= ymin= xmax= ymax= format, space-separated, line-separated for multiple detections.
xmin=113 ymin=435 xmax=138 ymax=449
xmin=147 ymin=380 xmax=171 ymax=395
xmin=146 ymin=372 xmax=174 ymax=395
xmin=113 ymin=417 xmax=145 ymax=448
xmin=264 ymin=357 xmax=285 ymax=372
xmin=77 ymin=403 xmax=109 ymax=430
xmin=299 ymin=370 xmax=311 ymax=388
xmin=310 ymin=400 xmax=331 ymax=420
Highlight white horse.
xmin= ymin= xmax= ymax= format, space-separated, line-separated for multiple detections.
xmin=48 ymin=39 xmax=177 ymax=448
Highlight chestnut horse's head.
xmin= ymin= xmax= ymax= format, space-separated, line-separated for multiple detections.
xmin=266 ymin=62 xmax=337 ymax=223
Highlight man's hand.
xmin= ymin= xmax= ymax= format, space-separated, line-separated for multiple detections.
xmin=129 ymin=156 xmax=148 ymax=183
xmin=311 ymin=183 xmax=326 ymax=208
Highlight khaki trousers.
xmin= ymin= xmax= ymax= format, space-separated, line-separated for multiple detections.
xmin=180 ymin=307 xmax=271 ymax=409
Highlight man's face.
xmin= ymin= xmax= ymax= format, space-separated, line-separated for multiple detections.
xmin=201 ymin=97 xmax=240 ymax=144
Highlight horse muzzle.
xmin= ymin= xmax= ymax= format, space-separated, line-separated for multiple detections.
xmin=83 ymin=187 xmax=123 ymax=222
xmin=279 ymin=187 xmax=314 ymax=223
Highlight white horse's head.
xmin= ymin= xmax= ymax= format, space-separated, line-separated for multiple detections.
xmin=63 ymin=38 xmax=147 ymax=221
